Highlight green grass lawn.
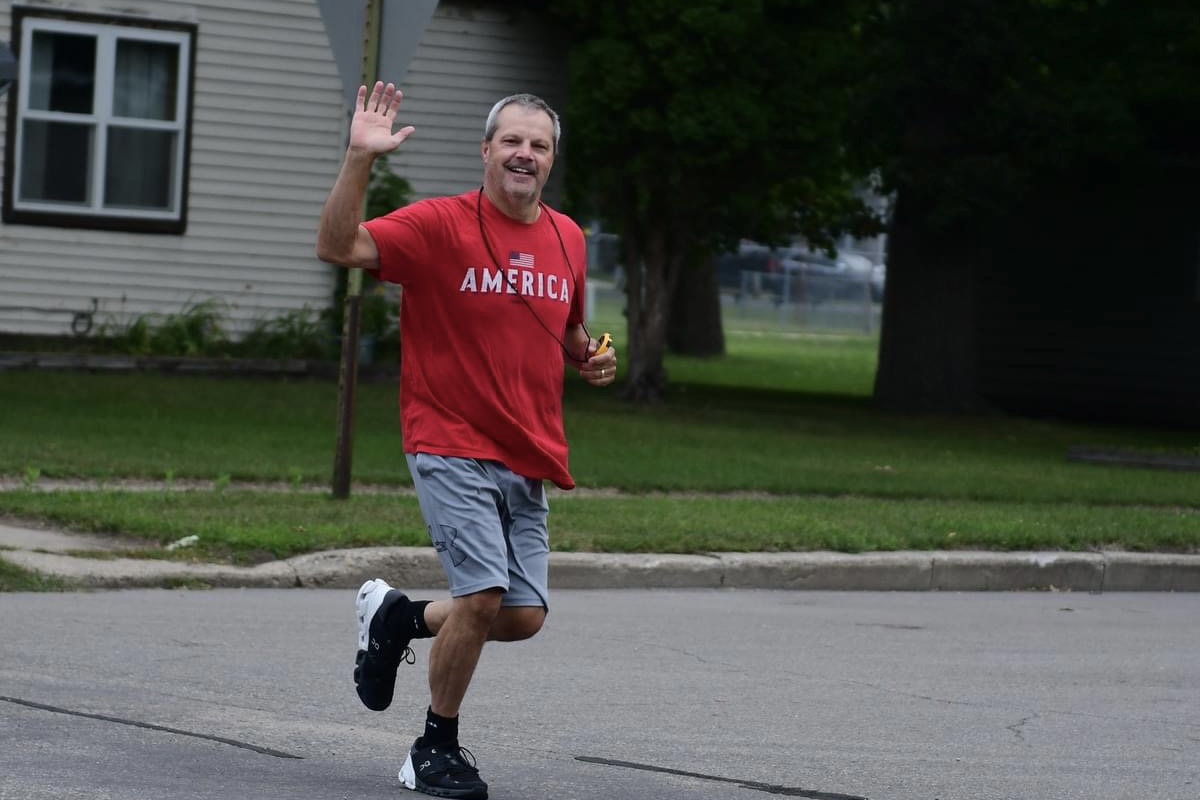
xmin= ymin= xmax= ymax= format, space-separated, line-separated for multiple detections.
xmin=1 ymin=327 xmax=1197 ymax=566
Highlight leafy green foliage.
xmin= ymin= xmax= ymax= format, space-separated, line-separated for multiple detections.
xmin=535 ymin=1 xmax=886 ymax=398
xmin=92 ymin=300 xmax=334 ymax=360
xmin=357 ymin=284 xmax=399 ymax=338
xmin=365 ymin=153 xmax=414 ymax=219
xmin=239 ymin=306 xmax=334 ymax=360
xmin=547 ymin=0 xmax=880 ymax=250
xmin=99 ymin=298 xmax=227 ymax=357
xmin=851 ymin=0 xmax=1200 ymax=229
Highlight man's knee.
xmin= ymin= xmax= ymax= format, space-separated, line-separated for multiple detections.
xmin=490 ymin=606 xmax=546 ymax=642
xmin=452 ymin=589 xmax=504 ymax=632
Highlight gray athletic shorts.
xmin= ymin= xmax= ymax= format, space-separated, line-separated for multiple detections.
xmin=406 ymin=453 xmax=550 ymax=609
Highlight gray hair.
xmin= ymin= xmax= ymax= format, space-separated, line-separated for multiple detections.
xmin=483 ymin=93 xmax=561 ymax=152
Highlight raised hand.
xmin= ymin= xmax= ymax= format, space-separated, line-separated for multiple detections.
xmin=349 ymin=81 xmax=416 ymax=155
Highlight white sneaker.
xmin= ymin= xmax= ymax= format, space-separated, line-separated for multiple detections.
xmin=352 ymin=578 xmax=414 ymax=711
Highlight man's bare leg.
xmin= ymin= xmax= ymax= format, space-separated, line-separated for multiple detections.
xmin=396 ymin=590 xmax=547 ymax=798
xmin=423 ymin=590 xmax=546 ymax=717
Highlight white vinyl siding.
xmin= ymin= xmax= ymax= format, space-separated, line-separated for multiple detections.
xmin=0 ymin=0 xmax=346 ymax=336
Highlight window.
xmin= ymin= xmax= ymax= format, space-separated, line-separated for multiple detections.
xmin=4 ymin=9 xmax=195 ymax=232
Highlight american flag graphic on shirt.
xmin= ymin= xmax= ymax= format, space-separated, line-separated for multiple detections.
xmin=509 ymin=251 xmax=535 ymax=269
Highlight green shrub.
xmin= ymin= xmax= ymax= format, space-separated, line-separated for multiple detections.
xmin=101 ymin=298 xmax=227 ymax=356
xmin=239 ymin=306 xmax=335 ymax=360
xmin=95 ymin=300 xmax=339 ymax=360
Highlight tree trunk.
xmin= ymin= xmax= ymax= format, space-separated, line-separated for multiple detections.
xmin=873 ymin=191 xmax=987 ymax=413
xmin=667 ymin=256 xmax=725 ymax=357
xmin=620 ymin=228 xmax=676 ymax=402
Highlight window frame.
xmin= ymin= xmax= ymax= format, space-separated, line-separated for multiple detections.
xmin=3 ymin=7 xmax=197 ymax=234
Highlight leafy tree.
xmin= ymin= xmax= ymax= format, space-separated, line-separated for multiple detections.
xmin=544 ymin=0 xmax=879 ymax=401
xmin=850 ymin=0 xmax=1200 ymax=412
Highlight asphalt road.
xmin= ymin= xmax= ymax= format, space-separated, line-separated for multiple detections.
xmin=2 ymin=588 xmax=1197 ymax=800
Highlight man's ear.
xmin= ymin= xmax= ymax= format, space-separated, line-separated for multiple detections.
xmin=480 ymin=140 xmax=489 ymax=163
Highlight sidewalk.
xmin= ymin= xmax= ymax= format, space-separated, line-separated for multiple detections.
xmin=3 ymin=520 xmax=1198 ymax=592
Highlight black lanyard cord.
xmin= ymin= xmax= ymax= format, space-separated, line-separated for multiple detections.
xmin=475 ymin=187 xmax=596 ymax=365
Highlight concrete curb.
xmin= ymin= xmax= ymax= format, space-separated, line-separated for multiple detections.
xmin=4 ymin=544 xmax=1200 ymax=592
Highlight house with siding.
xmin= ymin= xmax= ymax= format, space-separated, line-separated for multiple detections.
xmin=0 ymin=0 xmax=566 ymax=339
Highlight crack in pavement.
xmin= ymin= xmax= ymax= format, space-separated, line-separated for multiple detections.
xmin=576 ymin=755 xmax=869 ymax=799
xmin=0 ymin=695 xmax=303 ymax=759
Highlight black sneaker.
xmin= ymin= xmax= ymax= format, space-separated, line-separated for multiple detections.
xmin=353 ymin=578 xmax=415 ymax=711
xmin=399 ymin=739 xmax=488 ymax=800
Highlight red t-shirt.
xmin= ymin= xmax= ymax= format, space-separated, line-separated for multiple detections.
xmin=362 ymin=190 xmax=586 ymax=489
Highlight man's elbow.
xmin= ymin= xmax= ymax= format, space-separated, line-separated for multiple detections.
xmin=316 ymin=227 xmax=377 ymax=270
xmin=315 ymin=240 xmax=346 ymax=266
xmin=315 ymin=238 xmax=364 ymax=269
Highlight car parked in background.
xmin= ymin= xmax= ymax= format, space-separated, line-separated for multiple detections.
xmin=777 ymin=247 xmax=884 ymax=303
xmin=837 ymin=253 xmax=886 ymax=302
xmin=715 ymin=240 xmax=782 ymax=292
xmin=715 ymin=240 xmax=885 ymax=304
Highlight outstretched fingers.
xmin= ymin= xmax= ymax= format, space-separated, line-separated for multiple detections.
xmin=352 ymin=82 xmax=414 ymax=151
xmin=360 ymin=81 xmax=399 ymax=115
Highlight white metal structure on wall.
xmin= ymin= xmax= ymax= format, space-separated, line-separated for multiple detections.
xmin=0 ymin=0 xmax=346 ymax=337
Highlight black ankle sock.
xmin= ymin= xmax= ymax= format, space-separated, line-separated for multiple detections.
xmin=421 ymin=707 xmax=459 ymax=747
xmin=386 ymin=598 xmax=433 ymax=639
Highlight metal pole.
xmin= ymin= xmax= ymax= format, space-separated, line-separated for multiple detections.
xmin=331 ymin=0 xmax=383 ymax=500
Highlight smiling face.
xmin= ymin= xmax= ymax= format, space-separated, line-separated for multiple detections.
xmin=481 ymin=103 xmax=556 ymax=221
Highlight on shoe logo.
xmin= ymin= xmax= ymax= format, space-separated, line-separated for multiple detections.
xmin=370 ymin=637 xmax=380 ymax=651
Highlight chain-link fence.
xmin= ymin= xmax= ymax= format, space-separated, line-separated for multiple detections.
xmin=723 ymin=269 xmax=882 ymax=334
xmin=586 ymin=231 xmax=884 ymax=336
xmin=587 ymin=275 xmax=881 ymax=337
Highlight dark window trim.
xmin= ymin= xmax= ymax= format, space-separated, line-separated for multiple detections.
xmin=3 ymin=5 xmax=198 ymax=235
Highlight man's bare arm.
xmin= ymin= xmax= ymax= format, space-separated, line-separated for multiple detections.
xmin=316 ymin=150 xmax=380 ymax=269
xmin=315 ymin=82 xmax=415 ymax=269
